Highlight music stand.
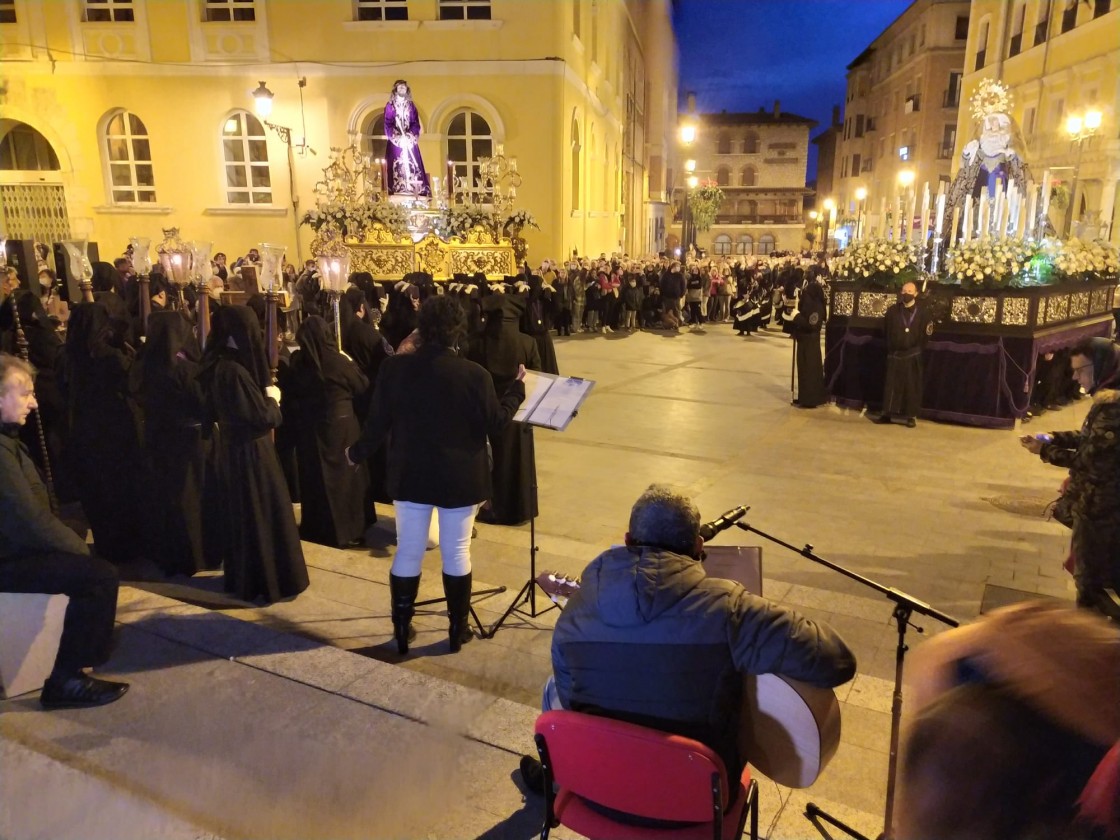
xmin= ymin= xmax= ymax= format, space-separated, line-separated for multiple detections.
xmin=729 ymin=518 xmax=959 ymax=840
xmin=485 ymin=373 xmax=594 ymax=638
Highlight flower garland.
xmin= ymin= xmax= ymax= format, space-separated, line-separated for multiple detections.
xmin=432 ymin=203 xmax=502 ymax=240
xmin=1039 ymin=238 xmax=1120 ymax=281
xmin=504 ymin=209 xmax=540 ymax=231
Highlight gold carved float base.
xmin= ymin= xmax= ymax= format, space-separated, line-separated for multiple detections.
xmin=324 ymin=223 xmax=515 ymax=282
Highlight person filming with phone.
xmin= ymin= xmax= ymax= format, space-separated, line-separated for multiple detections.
xmin=1021 ymin=338 xmax=1120 ymax=615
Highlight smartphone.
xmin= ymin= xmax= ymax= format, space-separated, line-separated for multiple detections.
xmin=1035 ymin=433 xmax=1053 ymax=443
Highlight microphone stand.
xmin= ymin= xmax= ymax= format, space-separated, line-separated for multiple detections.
xmin=730 ymin=519 xmax=959 ymax=840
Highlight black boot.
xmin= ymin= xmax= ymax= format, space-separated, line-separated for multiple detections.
xmin=389 ymin=574 xmax=420 ymax=654
xmin=442 ymin=572 xmax=474 ymax=653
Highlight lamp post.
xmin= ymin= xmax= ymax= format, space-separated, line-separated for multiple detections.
xmin=252 ymin=79 xmax=315 ymax=265
xmin=1064 ymin=109 xmax=1102 ymax=236
xmin=854 ymin=187 xmax=868 ymax=242
xmin=679 ymin=118 xmax=697 ymax=256
xmin=822 ymin=198 xmax=836 ymax=253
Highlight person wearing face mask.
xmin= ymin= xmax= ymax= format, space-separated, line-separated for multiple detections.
xmin=875 ymin=281 xmax=932 ymax=428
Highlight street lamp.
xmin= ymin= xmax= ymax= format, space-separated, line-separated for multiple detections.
xmin=1064 ymin=108 xmax=1102 ymax=235
xmin=822 ymin=198 xmax=836 ymax=253
xmin=854 ymin=186 xmax=868 ymax=241
xmin=252 ymin=78 xmax=315 ymax=263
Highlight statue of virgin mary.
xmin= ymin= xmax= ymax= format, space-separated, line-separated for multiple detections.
xmin=384 ymin=79 xmax=432 ymax=198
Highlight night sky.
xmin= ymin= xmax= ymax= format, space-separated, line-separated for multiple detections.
xmin=673 ymin=0 xmax=914 ymax=181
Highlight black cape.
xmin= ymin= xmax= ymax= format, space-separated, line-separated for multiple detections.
xmin=881 ymin=301 xmax=932 ymax=419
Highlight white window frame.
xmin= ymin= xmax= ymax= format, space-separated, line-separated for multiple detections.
xmin=758 ymin=234 xmax=776 ymax=255
xmin=203 ymin=0 xmax=256 ymax=22
xmin=736 ymin=235 xmax=753 ymax=255
xmin=354 ymin=0 xmax=407 ymax=21
xmin=221 ymin=111 xmax=272 ymax=205
xmin=713 ymin=234 xmax=732 ymax=256
xmin=83 ymin=0 xmax=135 ymax=22
xmin=360 ymin=111 xmax=386 ymax=162
xmin=104 ymin=110 xmax=156 ymax=204
xmin=445 ymin=109 xmax=493 ymax=200
xmin=438 ymin=0 xmax=490 ymax=20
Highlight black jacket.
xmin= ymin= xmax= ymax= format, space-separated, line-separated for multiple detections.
xmin=350 ymin=344 xmax=524 ymax=507
xmin=0 ymin=429 xmax=89 ymax=559
xmin=552 ymin=545 xmax=856 ymax=777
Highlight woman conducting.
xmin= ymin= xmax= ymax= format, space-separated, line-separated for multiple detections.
xmin=348 ymin=296 xmax=525 ymax=654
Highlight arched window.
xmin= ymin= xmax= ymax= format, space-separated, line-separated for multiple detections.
xmin=0 ymin=122 xmax=60 ymax=171
xmin=104 ymin=110 xmax=156 ymax=203
xmin=740 ymin=165 xmax=757 ymax=187
xmin=713 ymin=234 xmax=732 ymax=256
xmin=446 ymin=109 xmax=493 ymax=199
xmin=743 ymin=132 xmax=760 ymax=154
xmin=716 ymin=165 xmax=730 ymax=186
xmin=717 ymin=131 xmax=731 ymax=154
xmin=758 ymin=233 xmax=776 ymax=255
xmin=360 ymin=111 xmax=386 ymax=162
xmin=570 ymin=116 xmax=581 ymax=212
xmin=736 ymin=234 xmax=754 ymax=255
xmin=222 ymin=111 xmax=271 ymax=205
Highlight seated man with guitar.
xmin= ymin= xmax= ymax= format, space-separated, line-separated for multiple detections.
xmin=522 ymin=483 xmax=856 ymax=798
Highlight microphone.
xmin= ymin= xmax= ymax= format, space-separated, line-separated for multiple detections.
xmin=699 ymin=505 xmax=749 ymax=541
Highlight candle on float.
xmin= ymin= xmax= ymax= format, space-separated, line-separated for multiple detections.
xmin=919 ymin=183 xmax=931 ymax=245
xmin=447 ymin=160 xmax=455 ymax=198
xmin=934 ymin=190 xmax=946 ymax=237
xmin=381 ymin=159 xmax=389 ymax=193
xmin=1016 ymin=187 xmax=1028 ymax=239
xmin=1039 ymin=169 xmax=1052 ymax=231
xmin=949 ymin=205 xmax=961 ymax=248
xmin=1026 ymin=181 xmax=1038 ymax=239
xmin=895 ymin=193 xmax=904 ymax=240
xmin=991 ymin=181 xmax=1003 ymax=239
xmin=978 ymin=187 xmax=990 ymax=241
xmin=906 ymin=190 xmax=917 ymax=242
xmin=878 ymin=197 xmax=888 ymax=237
xmin=961 ymin=194 xmax=973 ymax=243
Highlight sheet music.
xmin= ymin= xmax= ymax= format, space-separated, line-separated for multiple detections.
xmin=513 ymin=372 xmax=594 ymax=430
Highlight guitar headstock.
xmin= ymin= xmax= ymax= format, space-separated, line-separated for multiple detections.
xmin=535 ymin=570 xmax=581 ymax=607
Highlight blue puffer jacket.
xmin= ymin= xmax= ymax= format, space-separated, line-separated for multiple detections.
xmin=551 ymin=544 xmax=856 ymax=777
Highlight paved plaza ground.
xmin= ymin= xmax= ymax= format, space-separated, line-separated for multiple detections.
xmin=1 ymin=322 xmax=1079 ymax=839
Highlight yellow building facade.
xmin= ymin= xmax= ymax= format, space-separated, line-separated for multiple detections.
xmin=957 ymin=0 xmax=1119 ymax=242
xmin=0 ymin=0 xmax=678 ymax=267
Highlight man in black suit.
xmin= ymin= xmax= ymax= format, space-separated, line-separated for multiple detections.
xmin=0 ymin=354 xmax=128 ymax=708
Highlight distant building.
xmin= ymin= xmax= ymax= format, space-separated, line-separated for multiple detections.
xmin=672 ymin=102 xmax=816 ymax=257
xmin=834 ymin=0 xmax=971 ymax=240
xmin=957 ymin=0 xmax=1119 ymax=242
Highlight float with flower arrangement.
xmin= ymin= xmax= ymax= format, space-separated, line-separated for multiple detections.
xmin=825 ymin=81 xmax=1117 ymax=428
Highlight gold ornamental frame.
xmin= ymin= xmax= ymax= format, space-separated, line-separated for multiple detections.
xmin=340 ymin=223 xmax=515 ymax=281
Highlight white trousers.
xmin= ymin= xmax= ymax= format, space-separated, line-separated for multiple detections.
xmin=392 ymin=500 xmax=478 ymax=577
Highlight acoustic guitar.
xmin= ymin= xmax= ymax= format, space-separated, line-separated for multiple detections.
xmin=535 ymin=569 xmax=841 ymax=789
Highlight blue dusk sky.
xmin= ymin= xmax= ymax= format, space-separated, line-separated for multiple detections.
xmin=673 ymin=0 xmax=915 ymax=181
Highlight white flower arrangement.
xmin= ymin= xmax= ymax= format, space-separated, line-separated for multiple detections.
xmin=433 ymin=203 xmax=502 ymax=240
xmin=836 ymin=238 xmax=920 ymax=286
xmin=1039 ymin=237 xmax=1120 ymax=280
xmin=504 ymin=209 xmax=540 ymax=231
xmin=945 ymin=238 xmax=1038 ymax=289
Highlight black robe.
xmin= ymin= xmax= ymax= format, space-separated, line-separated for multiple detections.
xmin=791 ymin=294 xmax=827 ymax=408
xmin=288 ymin=317 xmax=370 ymax=547
xmin=136 ymin=312 xmax=212 ymax=575
xmin=470 ymin=302 xmax=542 ymax=525
xmin=201 ymin=307 xmax=307 ymax=603
xmin=881 ymin=301 xmax=932 ymax=419
xmin=61 ymin=302 xmax=144 ymax=565
xmin=342 ymin=308 xmax=392 ymax=509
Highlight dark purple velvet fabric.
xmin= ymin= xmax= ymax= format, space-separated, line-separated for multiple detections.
xmin=384 ymin=98 xmax=431 ymax=197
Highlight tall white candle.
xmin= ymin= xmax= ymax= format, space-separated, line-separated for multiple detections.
xmin=934 ymin=191 xmax=946 ymax=237
xmin=1026 ymin=181 xmax=1038 ymax=238
xmin=1039 ymin=169 xmax=1052 ymax=233
xmin=919 ymin=183 xmax=931 ymax=245
xmin=949 ymin=205 xmax=960 ymax=248
xmin=962 ymin=195 xmax=973 ymax=244
xmin=907 ymin=190 xmax=918 ymax=243
xmin=979 ymin=187 xmax=990 ymax=241
xmin=879 ymin=198 xmax=887 ymax=237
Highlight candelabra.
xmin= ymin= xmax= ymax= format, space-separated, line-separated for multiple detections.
xmin=258 ymin=242 xmax=288 ymax=383
xmin=188 ymin=240 xmax=213 ymax=348
xmin=60 ymin=239 xmax=95 ymax=302
xmin=475 ymin=142 xmax=521 ymax=216
xmin=157 ymin=227 xmax=192 ymax=312
xmin=312 ymin=230 xmax=351 ymax=351
xmin=129 ymin=236 xmax=152 ymax=335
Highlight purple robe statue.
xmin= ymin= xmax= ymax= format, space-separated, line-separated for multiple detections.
xmin=384 ymin=86 xmax=431 ymax=198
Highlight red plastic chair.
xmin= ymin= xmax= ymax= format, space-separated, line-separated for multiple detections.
xmin=533 ymin=709 xmax=759 ymax=840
